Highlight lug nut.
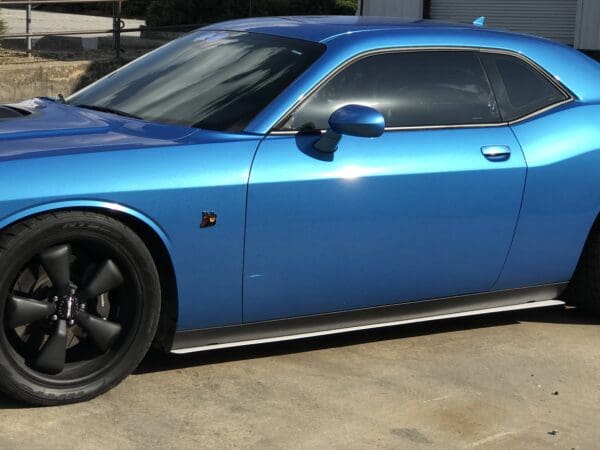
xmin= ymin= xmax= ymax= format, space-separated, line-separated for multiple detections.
xmin=51 ymin=314 xmax=58 ymax=321
xmin=68 ymin=319 xmax=75 ymax=326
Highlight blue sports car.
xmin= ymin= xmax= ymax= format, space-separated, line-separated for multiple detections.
xmin=0 ymin=16 xmax=599 ymax=405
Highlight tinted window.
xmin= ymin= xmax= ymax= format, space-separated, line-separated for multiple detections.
xmin=68 ymin=31 xmax=325 ymax=132
xmin=480 ymin=53 xmax=568 ymax=121
xmin=279 ymin=51 xmax=500 ymax=131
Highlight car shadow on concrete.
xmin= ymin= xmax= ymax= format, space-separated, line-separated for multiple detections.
xmin=133 ymin=305 xmax=600 ymax=376
xmin=0 ymin=306 xmax=594 ymax=408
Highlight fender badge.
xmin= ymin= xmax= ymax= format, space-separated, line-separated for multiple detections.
xmin=200 ymin=211 xmax=218 ymax=228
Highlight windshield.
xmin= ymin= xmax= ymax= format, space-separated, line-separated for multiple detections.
xmin=67 ymin=31 xmax=325 ymax=132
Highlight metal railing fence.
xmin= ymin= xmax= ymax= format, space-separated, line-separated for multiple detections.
xmin=0 ymin=0 xmax=128 ymax=56
xmin=0 ymin=0 xmax=202 ymax=58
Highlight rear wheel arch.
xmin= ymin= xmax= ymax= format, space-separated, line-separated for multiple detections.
xmin=565 ymin=210 xmax=600 ymax=310
xmin=0 ymin=204 xmax=179 ymax=352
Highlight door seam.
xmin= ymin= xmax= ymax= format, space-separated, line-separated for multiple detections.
xmin=490 ymin=125 xmax=529 ymax=290
xmin=240 ymin=134 xmax=269 ymax=323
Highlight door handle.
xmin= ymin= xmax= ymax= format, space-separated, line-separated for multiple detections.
xmin=481 ymin=145 xmax=511 ymax=162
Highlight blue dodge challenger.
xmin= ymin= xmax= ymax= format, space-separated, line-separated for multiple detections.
xmin=0 ymin=16 xmax=599 ymax=405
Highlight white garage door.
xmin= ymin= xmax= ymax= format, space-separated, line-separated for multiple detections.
xmin=429 ymin=0 xmax=578 ymax=45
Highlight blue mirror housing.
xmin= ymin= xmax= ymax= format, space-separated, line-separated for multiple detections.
xmin=329 ymin=105 xmax=385 ymax=138
xmin=313 ymin=105 xmax=385 ymax=153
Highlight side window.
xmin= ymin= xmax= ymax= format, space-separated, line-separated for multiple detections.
xmin=480 ymin=53 xmax=569 ymax=122
xmin=278 ymin=51 xmax=501 ymax=131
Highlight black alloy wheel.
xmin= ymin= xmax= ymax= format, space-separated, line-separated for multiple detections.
xmin=0 ymin=212 xmax=161 ymax=405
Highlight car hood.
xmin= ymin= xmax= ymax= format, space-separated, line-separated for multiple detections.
xmin=0 ymin=98 xmax=247 ymax=161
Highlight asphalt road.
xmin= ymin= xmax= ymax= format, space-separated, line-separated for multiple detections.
xmin=0 ymin=305 xmax=598 ymax=449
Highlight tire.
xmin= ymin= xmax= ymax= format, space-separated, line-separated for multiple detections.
xmin=566 ymin=219 xmax=600 ymax=314
xmin=0 ymin=211 xmax=161 ymax=405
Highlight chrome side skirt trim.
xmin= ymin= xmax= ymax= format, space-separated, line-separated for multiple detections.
xmin=171 ymin=284 xmax=567 ymax=354
xmin=172 ymin=300 xmax=564 ymax=354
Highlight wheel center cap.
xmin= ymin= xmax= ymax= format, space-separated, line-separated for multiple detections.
xmin=57 ymin=295 xmax=79 ymax=320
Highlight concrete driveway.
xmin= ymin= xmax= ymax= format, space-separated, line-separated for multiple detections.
xmin=1 ymin=8 xmax=144 ymax=37
xmin=0 ymin=305 xmax=598 ymax=449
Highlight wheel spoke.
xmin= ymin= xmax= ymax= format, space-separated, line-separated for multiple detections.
xmin=6 ymin=295 xmax=56 ymax=329
xmin=33 ymin=319 xmax=67 ymax=374
xmin=78 ymin=260 xmax=124 ymax=301
xmin=26 ymin=327 xmax=46 ymax=353
xmin=39 ymin=244 xmax=72 ymax=296
xmin=76 ymin=311 xmax=122 ymax=352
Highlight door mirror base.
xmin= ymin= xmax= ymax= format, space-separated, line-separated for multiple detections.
xmin=313 ymin=129 xmax=341 ymax=153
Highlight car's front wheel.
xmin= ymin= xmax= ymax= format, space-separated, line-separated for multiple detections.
xmin=0 ymin=211 xmax=161 ymax=405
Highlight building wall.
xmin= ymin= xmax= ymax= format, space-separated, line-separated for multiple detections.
xmin=357 ymin=0 xmax=423 ymax=19
xmin=576 ymin=0 xmax=600 ymax=50
xmin=428 ymin=0 xmax=578 ymax=46
xmin=359 ymin=0 xmax=600 ymax=50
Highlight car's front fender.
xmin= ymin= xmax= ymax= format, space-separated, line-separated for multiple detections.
xmin=0 ymin=199 xmax=173 ymax=252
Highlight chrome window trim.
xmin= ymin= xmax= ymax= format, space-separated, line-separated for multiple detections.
xmin=508 ymin=97 xmax=574 ymax=125
xmin=269 ymin=121 xmax=508 ymax=136
xmin=270 ymin=46 xmax=575 ymax=135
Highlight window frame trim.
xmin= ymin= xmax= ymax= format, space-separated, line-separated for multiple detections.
xmin=270 ymin=46 xmax=574 ymax=135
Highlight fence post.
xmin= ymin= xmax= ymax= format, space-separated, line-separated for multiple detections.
xmin=26 ymin=0 xmax=32 ymax=55
xmin=112 ymin=0 xmax=122 ymax=58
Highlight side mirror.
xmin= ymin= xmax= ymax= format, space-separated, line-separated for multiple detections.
xmin=314 ymin=105 xmax=385 ymax=153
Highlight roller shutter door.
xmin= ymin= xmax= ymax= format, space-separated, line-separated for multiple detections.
xmin=429 ymin=0 xmax=577 ymax=45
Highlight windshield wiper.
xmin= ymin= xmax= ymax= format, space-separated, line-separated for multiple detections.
xmin=74 ymin=104 xmax=142 ymax=120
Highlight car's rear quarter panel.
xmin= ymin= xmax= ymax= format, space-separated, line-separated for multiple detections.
xmin=495 ymin=103 xmax=600 ymax=288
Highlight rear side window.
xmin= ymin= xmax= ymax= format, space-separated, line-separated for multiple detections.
xmin=480 ymin=53 xmax=569 ymax=122
xmin=278 ymin=51 xmax=500 ymax=131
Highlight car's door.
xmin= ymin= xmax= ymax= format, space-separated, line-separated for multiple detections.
xmin=243 ymin=50 xmax=527 ymax=322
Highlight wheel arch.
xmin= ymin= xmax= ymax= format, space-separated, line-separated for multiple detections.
xmin=564 ymin=209 xmax=600 ymax=299
xmin=0 ymin=201 xmax=179 ymax=352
